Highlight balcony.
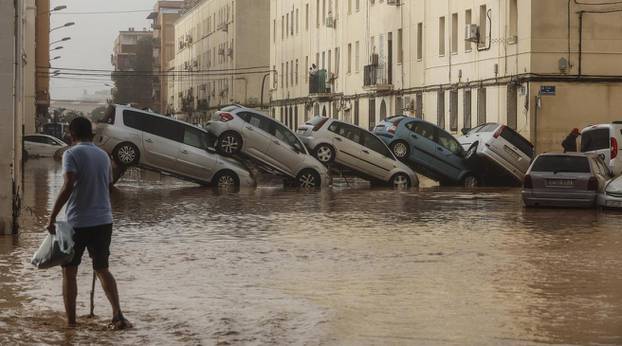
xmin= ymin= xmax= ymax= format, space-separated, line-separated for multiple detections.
xmin=363 ymin=64 xmax=393 ymax=91
xmin=309 ymin=69 xmax=340 ymax=100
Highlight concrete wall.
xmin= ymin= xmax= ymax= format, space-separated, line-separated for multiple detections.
xmin=24 ymin=0 xmax=37 ymax=134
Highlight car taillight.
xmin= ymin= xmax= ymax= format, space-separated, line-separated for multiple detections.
xmin=587 ymin=176 xmax=598 ymax=191
xmin=312 ymin=118 xmax=329 ymax=131
xmin=219 ymin=112 xmax=234 ymax=122
xmin=523 ymin=174 xmax=533 ymax=189
xmin=611 ymin=137 xmax=618 ymax=159
xmin=493 ymin=125 xmax=506 ymax=139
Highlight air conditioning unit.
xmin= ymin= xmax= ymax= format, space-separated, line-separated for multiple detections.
xmin=370 ymin=53 xmax=379 ymax=66
xmin=218 ymin=48 xmax=225 ymax=55
xmin=387 ymin=0 xmax=399 ymax=5
xmin=326 ymin=16 xmax=335 ymax=28
xmin=465 ymin=24 xmax=479 ymax=43
xmin=226 ymin=48 xmax=233 ymax=57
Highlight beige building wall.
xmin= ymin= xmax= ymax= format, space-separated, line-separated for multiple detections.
xmin=271 ymin=0 xmax=622 ymax=154
xmin=171 ymin=0 xmax=270 ymax=125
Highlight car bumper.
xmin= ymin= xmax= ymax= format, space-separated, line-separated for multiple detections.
xmin=598 ymin=193 xmax=622 ymax=208
xmin=522 ymin=190 xmax=597 ymax=207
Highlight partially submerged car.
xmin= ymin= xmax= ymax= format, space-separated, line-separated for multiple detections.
xmin=581 ymin=122 xmax=622 ymax=176
xmin=598 ymin=175 xmax=622 ymax=209
xmin=297 ymin=116 xmax=418 ymax=188
xmin=24 ymin=134 xmax=68 ymax=158
xmin=374 ymin=116 xmax=479 ymax=187
xmin=94 ymin=104 xmax=255 ymax=191
xmin=522 ymin=153 xmax=610 ymax=208
xmin=206 ymin=105 xmax=329 ymax=189
xmin=457 ymin=123 xmax=534 ymax=185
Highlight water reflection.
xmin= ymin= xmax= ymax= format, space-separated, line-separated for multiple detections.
xmin=0 ymin=159 xmax=620 ymax=345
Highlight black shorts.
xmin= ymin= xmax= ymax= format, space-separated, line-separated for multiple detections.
xmin=62 ymin=224 xmax=113 ymax=270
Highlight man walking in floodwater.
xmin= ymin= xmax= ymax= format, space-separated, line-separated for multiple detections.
xmin=46 ymin=117 xmax=131 ymax=329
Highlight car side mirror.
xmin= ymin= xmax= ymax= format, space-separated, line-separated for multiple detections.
xmin=461 ymin=128 xmax=470 ymax=135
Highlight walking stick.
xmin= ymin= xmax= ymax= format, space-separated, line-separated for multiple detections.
xmin=89 ymin=271 xmax=96 ymax=317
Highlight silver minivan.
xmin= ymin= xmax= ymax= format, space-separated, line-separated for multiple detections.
xmin=297 ymin=117 xmax=419 ymax=188
xmin=581 ymin=122 xmax=622 ymax=176
xmin=94 ymin=105 xmax=255 ymax=190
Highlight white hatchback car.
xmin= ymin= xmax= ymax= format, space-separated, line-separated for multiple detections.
xmin=94 ymin=104 xmax=255 ymax=190
xmin=599 ymin=175 xmax=622 ymax=209
xmin=581 ymin=122 xmax=622 ymax=176
xmin=297 ymin=117 xmax=419 ymax=188
xmin=457 ymin=123 xmax=534 ymax=184
xmin=206 ymin=106 xmax=329 ymax=189
xmin=24 ymin=134 xmax=67 ymax=158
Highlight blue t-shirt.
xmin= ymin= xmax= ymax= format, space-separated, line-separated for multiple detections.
xmin=62 ymin=142 xmax=113 ymax=228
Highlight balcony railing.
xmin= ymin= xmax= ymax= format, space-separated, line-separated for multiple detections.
xmin=363 ymin=64 xmax=392 ymax=90
xmin=309 ymin=69 xmax=331 ymax=94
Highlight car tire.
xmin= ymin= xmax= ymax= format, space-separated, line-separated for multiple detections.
xmin=296 ymin=169 xmax=321 ymax=190
xmin=463 ymin=174 xmax=480 ymax=188
xmin=112 ymin=142 xmax=140 ymax=167
xmin=314 ymin=144 xmax=335 ymax=164
xmin=213 ymin=170 xmax=240 ymax=192
xmin=390 ymin=141 xmax=410 ymax=161
xmin=217 ymin=132 xmax=243 ymax=156
xmin=390 ymin=173 xmax=411 ymax=189
xmin=465 ymin=142 xmax=479 ymax=162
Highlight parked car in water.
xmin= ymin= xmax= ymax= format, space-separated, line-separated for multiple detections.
xmin=598 ymin=174 xmax=622 ymax=209
xmin=206 ymin=105 xmax=329 ymax=189
xmin=457 ymin=123 xmax=534 ymax=184
xmin=296 ymin=116 xmax=418 ymax=188
xmin=580 ymin=122 xmax=622 ymax=176
xmin=24 ymin=134 xmax=68 ymax=158
xmin=94 ymin=104 xmax=255 ymax=191
xmin=373 ymin=116 xmax=479 ymax=187
xmin=522 ymin=153 xmax=611 ymax=208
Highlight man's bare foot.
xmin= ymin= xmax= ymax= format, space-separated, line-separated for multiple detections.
xmin=108 ymin=315 xmax=132 ymax=330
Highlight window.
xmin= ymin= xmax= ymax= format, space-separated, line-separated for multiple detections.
xmin=417 ymin=23 xmax=423 ymax=60
xmin=123 ymin=110 xmax=148 ymax=131
xmin=101 ymin=105 xmax=116 ymax=124
xmin=273 ymin=19 xmax=276 ymax=42
xmin=240 ymin=112 xmax=272 ymax=133
xmin=281 ymin=62 xmax=284 ymax=88
xmin=291 ymin=60 xmax=294 ymax=86
xmin=296 ymin=8 xmax=299 ymax=33
xmin=439 ymin=17 xmax=445 ymax=56
xmin=507 ymin=85 xmax=518 ymax=130
xmin=295 ymin=59 xmax=299 ymax=85
xmin=437 ymin=91 xmax=445 ymax=129
xmin=272 ymin=122 xmax=304 ymax=151
xmin=477 ymin=87 xmax=486 ymax=125
xmin=397 ymin=29 xmax=403 ymax=64
xmin=328 ymin=50 xmax=332 ymax=73
xmin=285 ymin=61 xmax=289 ymax=88
xmin=437 ymin=130 xmax=463 ymax=155
xmin=306 ymin=4 xmax=309 ymax=30
xmin=362 ymin=131 xmax=393 ymax=158
xmin=286 ymin=13 xmax=289 ymax=37
xmin=355 ymin=41 xmax=360 ymax=72
xmin=347 ymin=43 xmax=352 ymax=73
xmin=581 ymin=128 xmax=610 ymax=152
xmin=355 ymin=0 xmax=360 ymax=12
xmin=479 ymin=5 xmax=487 ymax=46
xmin=144 ymin=116 xmax=184 ymax=142
xmin=463 ymin=89 xmax=472 ymax=129
xmin=532 ymin=156 xmax=590 ymax=173
xmin=450 ymin=90 xmax=458 ymax=132
xmin=416 ymin=92 xmax=423 ymax=119
xmin=281 ymin=15 xmax=285 ymax=40
xmin=322 ymin=51 xmax=326 ymax=69
xmin=451 ymin=13 xmax=458 ymax=54
xmin=316 ymin=0 xmax=320 ymax=27
xmin=305 ymin=56 xmax=309 ymax=81
xmin=348 ymin=0 xmax=352 ymax=14
xmin=322 ymin=0 xmax=326 ymax=25
xmin=183 ymin=126 xmax=210 ymax=149
xmin=499 ymin=127 xmax=534 ymax=157
xmin=465 ymin=10 xmax=472 ymax=51
xmin=291 ymin=10 xmax=295 ymax=35
xmin=509 ymin=0 xmax=518 ymax=42
xmin=407 ymin=121 xmax=435 ymax=141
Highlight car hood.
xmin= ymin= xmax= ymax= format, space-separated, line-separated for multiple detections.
xmin=606 ymin=176 xmax=622 ymax=193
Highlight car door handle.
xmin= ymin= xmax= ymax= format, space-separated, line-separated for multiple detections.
xmin=273 ymin=140 xmax=280 ymax=145
xmin=362 ymin=149 xmax=370 ymax=154
xmin=335 ymin=137 xmax=342 ymax=141
xmin=145 ymin=138 xmax=153 ymax=143
xmin=181 ymin=149 xmax=188 ymax=154
xmin=245 ymin=126 xmax=254 ymax=131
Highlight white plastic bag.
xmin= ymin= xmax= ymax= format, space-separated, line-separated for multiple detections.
xmin=31 ymin=221 xmax=75 ymax=269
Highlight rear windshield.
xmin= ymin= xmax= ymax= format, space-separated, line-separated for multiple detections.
xmin=531 ymin=156 xmax=591 ymax=173
xmin=581 ymin=128 xmax=609 ymax=152
xmin=306 ymin=116 xmax=326 ymax=126
xmin=500 ymin=127 xmax=534 ymax=158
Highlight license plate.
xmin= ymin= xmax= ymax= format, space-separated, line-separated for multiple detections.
xmin=546 ymin=179 xmax=574 ymax=187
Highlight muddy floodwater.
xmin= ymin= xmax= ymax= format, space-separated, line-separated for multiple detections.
xmin=1 ymin=160 xmax=622 ymax=345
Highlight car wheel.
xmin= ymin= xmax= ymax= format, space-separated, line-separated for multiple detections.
xmin=314 ymin=144 xmax=335 ymax=164
xmin=297 ymin=169 xmax=321 ymax=190
xmin=463 ymin=174 xmax=479 ymax=188
xmin=113 ymin=142 xmax=140 ymax=167
xmin=465 ymin=142 xmax=478 ymax=161
xmin=390 ymin=141 xmax=410 ymax=161
xmin=217 ymin=132 xmax=242 ymax=156
xmin=213 ymin=170 xmax=240 ymax=192
xmin=390 ymin=173 xmax=411 ymax=189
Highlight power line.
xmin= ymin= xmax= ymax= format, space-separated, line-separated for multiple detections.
xmin=38 ymin=65 xmax=271 ymax=73
xmin=55 ymin=9 xmax=152 ymax=15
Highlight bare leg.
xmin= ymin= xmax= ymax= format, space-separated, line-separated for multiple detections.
xmin=95 ymin=268 xmax=122 ymax=320
xmin=62 ymin=266 xmax=78 ymax=326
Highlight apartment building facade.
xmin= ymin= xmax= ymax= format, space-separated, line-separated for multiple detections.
xmin=271 ymin=0 xmax=622 ymax=153
xmin=148 ymin=1 xmax=184 ymax=113
xmin=170 ymin=0 xmax=270 ymax=125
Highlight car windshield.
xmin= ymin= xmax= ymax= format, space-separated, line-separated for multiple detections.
xmin=477 ymin=123 xmax=500 ymax=133
xmin=499 ymin=127 xmax=534 ymax=158
xmin=581 ymin=128 xmax=609 ymax=152
xmin=98 ymin=105 xmax=116 ymax=124
xmin=531 ymin=155 xmax=591 ymax=173
xmin=306 ymin=116 xmax=326 ymax=126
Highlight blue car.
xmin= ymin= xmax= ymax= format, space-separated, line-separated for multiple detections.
xmin=374 ymin=116 xmax=479 ymax=187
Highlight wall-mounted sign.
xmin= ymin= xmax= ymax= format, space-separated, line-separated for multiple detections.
xmin=540 ymin=86 xmax=556 ymax=96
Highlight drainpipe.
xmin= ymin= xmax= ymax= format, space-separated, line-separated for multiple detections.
xmin=578 ymin=11 xmax=583 ymax=77
xmin=260 ymin=72 xmax=270 ymax=109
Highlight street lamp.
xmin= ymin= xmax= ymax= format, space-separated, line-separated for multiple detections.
xmin=50 ymin=46 xmax=64 ymax=51
xmin=50 ymin=22 xmax=75 ymax=32
xmin=49 ymin=37 xmax=71 ymax=46
xmin=39 ymin=5 xmax=67 ymax=15
xmin=49 ymin=56 xmax=61 ymax=62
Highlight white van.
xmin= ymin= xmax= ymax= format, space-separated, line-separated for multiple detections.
xmin=94 ymin=104 xmax=255 ymax=190
xmin=581 ymin=122 xmax=622 ymax=176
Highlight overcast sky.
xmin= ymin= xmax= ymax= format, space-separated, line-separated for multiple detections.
xmin=50 ymin=0 xmax=155 ymax=99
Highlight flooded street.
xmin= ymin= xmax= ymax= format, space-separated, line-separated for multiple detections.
xmin=1 ymin=160 xmax=622 ymax=345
